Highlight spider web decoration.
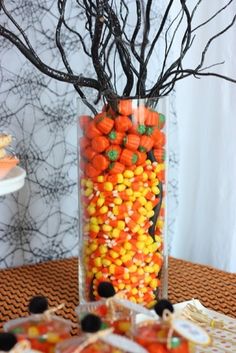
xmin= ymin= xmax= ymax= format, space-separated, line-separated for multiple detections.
xmin=0 ymin=0 xmax=178 ymax=268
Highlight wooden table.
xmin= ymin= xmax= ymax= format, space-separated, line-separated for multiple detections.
xmin=0 ymin=257 xmax=235 ymax=334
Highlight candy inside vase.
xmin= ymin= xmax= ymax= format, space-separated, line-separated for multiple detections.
xmin=78 ymin=96 xmax=168 ymax=307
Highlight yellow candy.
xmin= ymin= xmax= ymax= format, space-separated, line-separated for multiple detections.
xmin=115 ymin=259 xmax=122 ymax=266
xmin=121 ymin=254 xmax=132 ymax=263
xmin=136 ymin=241 xmax=145 ymax=250
xmin=110 ymin=250 xmax=119 ymax=259
xmin=157 ymin=219 xmax=164 ymax=229
xmin=84 ymin=188 xmax=93 ymax=197
xmin=97 ymin=197 xmax=105 ymax=207
xmin=118 ymin=283 xmax=125 ymax=290
xmin=134 ymin=166 xmax=144 ymax=175
xmin=47 ymin=332 xmax=60 ymax=344
xmin=104 ymin=182 xmax=113 ymax=191
xmin=123 ymin=273 xmax=130 ymax=280
xmin=116 ymin=184 xmax=126 ymax=191
xmin=151 ymin=186 xmax=160 ymax=194
xmin=97 ymin=175 xmax=105 ymax=182
xmin=81 ymin=178 xmax=86 ymax=186
xmin=119 ymin=248 xmax=126 ymax=256
xmin=95 ymin=271 xmax=103 ymax=279
xmin=128 ymin=264 xmax=137 ymax=273
xmin=90 ymin=217 xmax=98 ymax=224
xmin=146 ymin=210 xmax=155 ymax=218
xmin=138 ymin=207 xmax=147 ymax=215
xmin=129 ymin=296 xmax=137 ymax=303
xmin=85 ymin=180 xmax=93 ymax=188
xmin=89 ymin=243 xmax=98 ymax=251
xmin=99 ymin=205 xmax=108 ymax=214
xmin=146 ymin=236 xmax=154 ymax=245
xmin=123 ymin=178 xmax=131 ymax=187
xmin=137 ymin=268 xmax=144 ymax=275
xmin=137 ymin=216 xmax=146 ymax=225
xmin=142 ymin=173 xmax=148 ymax=181
xmin=148 ymin=172 xmax=156 ymax=180
xmin=102 ymin=224 xmax=112 ymax=232
xmin=102 ymin=259 xmax=111 ymax=266
xmin=132 ymin=224 xmax=140 ymax=233
xmin=117 ymin=220 xmax=125 ymax=230
xmin=90 ymin=224 xmax=100 ymax=233
xmin=123 ymin=242 xmax=132 ymax=251
xmin=117 ymin=173 xmax=124 ymax=183
xmin=123 ymin=170 xmax=134 ymax=178
xmin=131 ymin=288 xmax=138 ymax=295
xmin=138 ymin=196 xmax=147 ymax=206
xmin=112 ymin=228 xmax=120 ymax=238
xmin=145 ymin=201 xmax=153 ymax=211
xmin=144 ymin=265 xmax=155 ymax=273
xmin=114 ymin=197 xmax=122 ymax=205
xmin=99 ymin=245 xmax=108 ymax=254
xmin=126 ymin=189 xmax=133 ymax=196
xmin=148 ymin=243 xmax=159 ymax=253
xmin=140 ymin=286 xmax=148 ymax=293
xmin=131 ymin=276 xmax=138 ymax=284
xmin=133 ymin=191 xmax=141 ymax=198
xmin=113 ymin=206 xmax=119 ymax=216
xmin=87 ymin=205 xmax=96 ymax=215
xmin=109 ymin=264 xmax=115 ymax=274
xmin=27 ymin=326 xmax=39 ymax=338
xmin=144 ymin=275 xmax=152 ymax=284
xmin=94 ymin=257 xmax=102 ymax=267
xmin=153 ymin=264 xmax=160 ymax=273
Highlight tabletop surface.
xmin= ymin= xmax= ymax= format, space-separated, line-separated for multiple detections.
xmin=0 ymin=256 xmax=235 ymax=334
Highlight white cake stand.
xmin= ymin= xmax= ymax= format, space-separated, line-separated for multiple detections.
xmin=0 ymin=166 xmax=26 ymax=196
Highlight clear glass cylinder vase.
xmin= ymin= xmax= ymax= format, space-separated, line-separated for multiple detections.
xmin=77 ymin=96 xmax=168 ymax=307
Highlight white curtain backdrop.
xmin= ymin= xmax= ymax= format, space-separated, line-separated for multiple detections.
xmin=171 ymin=1 xmax=236 ymax=273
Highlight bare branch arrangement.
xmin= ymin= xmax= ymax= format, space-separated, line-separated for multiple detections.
xmin=0 ymin=0 xmax=235 ymax=107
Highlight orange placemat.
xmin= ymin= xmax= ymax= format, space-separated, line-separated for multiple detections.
xmin=0 ymin=256 xmax=235 ymax=334
xmin=168 ymin=257 xmax=236 ymax=318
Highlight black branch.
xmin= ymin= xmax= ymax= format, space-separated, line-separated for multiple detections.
xmin=0 ymin=0 xmax=235 ymax=105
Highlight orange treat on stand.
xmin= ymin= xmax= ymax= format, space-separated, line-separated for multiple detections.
xmin=0 ymin=156 xmax=19 ymax=180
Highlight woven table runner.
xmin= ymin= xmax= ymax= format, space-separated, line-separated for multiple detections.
xmin=0 ymin=257 xmax=235 ymax=334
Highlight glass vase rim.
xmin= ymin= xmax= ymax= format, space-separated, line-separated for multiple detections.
xmin=77 ymin=95 xmax=166 ymax=103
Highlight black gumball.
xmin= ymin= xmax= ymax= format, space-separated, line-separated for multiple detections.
xmin=154 ymin=299 xmax=174 ymax=319
xmin=28 ymin=295 xmax=49 ymax=314
xmin=81 ymin=314 xmax=102 ymax=333
xmin=97 ymin=281 xmax=116 ymax=298
xmin=0 ymin=333 xmax=17 ymax=351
